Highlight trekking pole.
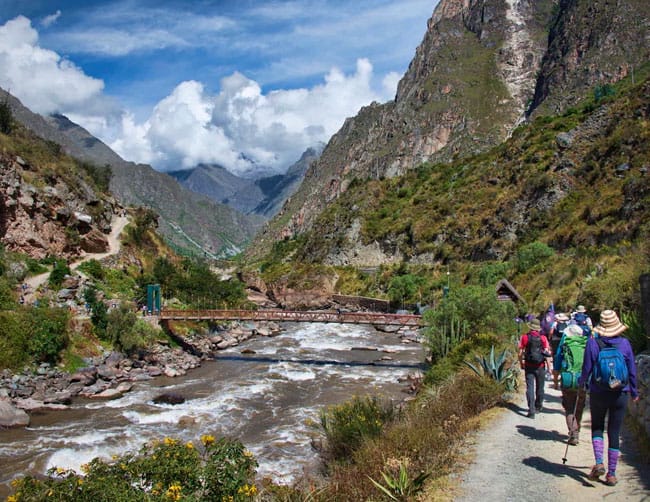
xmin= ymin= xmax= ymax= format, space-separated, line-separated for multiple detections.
xmin=562 ymin=390 xmax=581 ymax=464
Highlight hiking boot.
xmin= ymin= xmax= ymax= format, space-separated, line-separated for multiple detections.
xmin=535 ymin=405 xmax=543 ymax=412
xmin=526 ymin=411 xmax=535 ymax=418
xmin=568 ymin=435 xmax=579 ymax=446
xmin=588 ymin=464 xmax=606 ymax=480
xmin=605 ymin=474 xmax=617 ymax=486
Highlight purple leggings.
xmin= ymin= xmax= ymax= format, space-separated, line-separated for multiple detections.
xmin=589 ymin=391 xmax=628 ymax=449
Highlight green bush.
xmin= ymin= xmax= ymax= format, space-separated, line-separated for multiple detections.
xmin=48 ymin=259 xmax=71 ymax=288
xmin=0 ymin=276 xmax=17 ymax=309
xmin=78 ymin=259 xmax=104 ymax=280
xmin=0 ymin=98 xmax=12 ymax=135
xmin=515 ymin=241 xmax=555 ymax=273
xmin=320 ymin=396 xmax=395 ymax=464
xmin=27 ymin=307 xmax=70 ymax=363
xmin=9 ymin=435 xmax=258 ymax=502
xmin=0 ymin=311 xmax=30 ymax=369
xmin=423 ymin=285 xmax=517 ymax=341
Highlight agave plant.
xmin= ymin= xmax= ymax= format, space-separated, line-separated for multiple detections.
xmin=368 ymin=462 xmax=430 ymax=501
xmin=464 ymin=345 xmax=518 ymax=391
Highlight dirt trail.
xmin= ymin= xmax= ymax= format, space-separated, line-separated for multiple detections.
xmin=455 ymin=384 xmax=650 ymax=501
xmin=22 ymin=214 xmax=129 ymax=301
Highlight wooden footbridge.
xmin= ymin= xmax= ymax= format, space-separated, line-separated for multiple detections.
xmin=158 ymin=309 xmax=422 ymax=327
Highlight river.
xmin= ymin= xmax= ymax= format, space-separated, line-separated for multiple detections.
xmin=0 ymin=322 xmax=425 ymax=497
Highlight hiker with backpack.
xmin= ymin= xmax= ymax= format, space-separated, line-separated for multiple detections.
xmin=579 ymin=310 xmax=639 ymax=486
xmin=551 ymin=312 xmax=570 ymax=389
xmin=571 ymin=304 xmax=593 ymax=329
xmin=518 ymin=317 xmax=552 ymax=418
xmin=555 ymin=324 xmax=589 ymax=445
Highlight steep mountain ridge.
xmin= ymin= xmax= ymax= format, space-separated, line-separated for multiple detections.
xmin=253 ymin=0 xmax=556 ymax=252
xmin=169 ymin=145 xmax=322 ymax=218
xmin=253 ymin=0 xmax=649 ymax=263
xmin=3 ymin=91 xmax=262 ymax=257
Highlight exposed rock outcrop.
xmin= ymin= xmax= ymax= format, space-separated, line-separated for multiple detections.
xmin=252 ymin=0 xmax=555 ymax=256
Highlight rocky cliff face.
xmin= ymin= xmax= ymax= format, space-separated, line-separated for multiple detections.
xmin=530 ymin=0 xmax=650 ymax=116
xmin=0 ymin=152 xmax=115 ymax=260
xmin=254 ymin=0 xmax=555 ymax=253
xmin=254 ymin=0 xmax=648 ymax=264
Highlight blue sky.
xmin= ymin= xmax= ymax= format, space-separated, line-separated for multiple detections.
xmin=0 ymin=0 xmax=437 ymax=176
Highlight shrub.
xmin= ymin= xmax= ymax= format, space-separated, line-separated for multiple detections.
xmin=515 ymin=241 xmax=555 ymax=273
xmin=0 ymin=311 xmax=29 ymax=369
xmin=78 ymin=259 xmax=104 ymax=280
xmin=48 ymin=259 xmax=71 ymax=288
xmin=423 ymin=285 xmax=517 ymax=341
xmin=27 ymin=307 xmax=70 ymax=363
xmin=319 ymin=396 xmax=396 ymax=464
xmin=9 ymin=435 xmax=258 ymax=501
xmin=0 ymin=97 xmax=12 ymax=134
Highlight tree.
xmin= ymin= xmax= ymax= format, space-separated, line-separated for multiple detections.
xmin=0 ymin=97 xmax=12 ymax=135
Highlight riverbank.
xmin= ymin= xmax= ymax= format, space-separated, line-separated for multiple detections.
xmin=0 ymin=319 xmax=284 ymax=427
xmin=451 ymin=384 xmax=650 ymax=501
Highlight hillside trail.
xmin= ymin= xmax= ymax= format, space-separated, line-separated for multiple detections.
xmin=454 ymin=383 xmax=650 ymax=501
xmin=22 ymin=214 xmax=130 ymax=302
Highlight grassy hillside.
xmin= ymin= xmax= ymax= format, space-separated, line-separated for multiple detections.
xmin=254 ymin=69 xmax=650 ymax=315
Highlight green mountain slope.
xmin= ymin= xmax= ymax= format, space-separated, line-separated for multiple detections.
xmin=255 ymin=71 xmax=650 ymax=311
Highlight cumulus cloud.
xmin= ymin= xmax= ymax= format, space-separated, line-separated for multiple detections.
xmin=0 ymin=15 xmax=401 ymax=178
xmin=0 ymin=16 xmax=104 ymax=115
xmin=107 ymin=58 xmax=395 ymax=176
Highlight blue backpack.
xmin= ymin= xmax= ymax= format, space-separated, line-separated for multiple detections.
xmin=573 ymin=313 xmax=591 ymax=337
xmin=593 ymin=338 xmax=629 ymax=391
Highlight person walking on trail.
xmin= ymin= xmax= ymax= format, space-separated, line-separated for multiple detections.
xmin=555 ymin=324 xmax=589 ymax=445
xmin=579 ymin=310 xmax=639 ymax=487
xmin=551 ymin=312 xmax=570 ymax=389
xmin=571 ymin=304 xmax=593 ymax=329
xmin=518 ymin=317 xmax=552 ymax=418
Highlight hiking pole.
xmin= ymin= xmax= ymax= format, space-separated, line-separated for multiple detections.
xmin=562 ymin=390 xmax=581 ymax=464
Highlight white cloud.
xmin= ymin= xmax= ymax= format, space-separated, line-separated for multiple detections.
xmin=0 ymin=16 xmax=104 ymax=115
xmin=107 ymin=58 xmax=396 ymax=176
xmin=41 ymin=10 xmax=61 ymax=28
xmin=0 ymin=15 xmax=402 ymax=178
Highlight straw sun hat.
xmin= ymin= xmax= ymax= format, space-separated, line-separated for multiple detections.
xmin=595 ymin=310 xmax=627 ymax=337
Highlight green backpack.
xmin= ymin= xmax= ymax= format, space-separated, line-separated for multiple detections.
xmin=560 ymin=334 xmax=588 ymax=389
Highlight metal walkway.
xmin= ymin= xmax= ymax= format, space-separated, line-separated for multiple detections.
xmin=158 ymin=309 xmax=422 ymax=326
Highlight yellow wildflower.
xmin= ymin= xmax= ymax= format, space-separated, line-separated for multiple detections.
xmin=163 ymin=437 xmax=178 ymax=446
xmin=80 ymin=463 xmax=90 ymax=474
xmin=185 ymin=441 xmax=194 ymax=449
xmin=243 ymin=449 xmax=254 ymax=458
xmin=7 ymin=496 xmax=18 ymax=502
xmin=165 ymin=483 xmax=182 ymax=501
xmin=200 ymin=434 xmax=215 ymax=446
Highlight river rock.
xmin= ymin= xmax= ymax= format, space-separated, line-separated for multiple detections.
xmin=70 ymin=367 xmax=98 ymax=385
xmin=44 ymin=390 xmax=73 ymax=405
xmin=91 ymin=388 xmax=123 ymax=399
xmin=116 ymin=382 xmax=133 ymax=393
xmin=178 ymin=415 xmax=197 ymax=427
xmin=374 ymin=324 xmax=401 ymax=333
xmin=153 ymin=393 xmax=185 ymax=405
xmin=0 ymin=399 xmax=30 ymax=427
xmin=14 ymin=398 xmax=68 ymax=412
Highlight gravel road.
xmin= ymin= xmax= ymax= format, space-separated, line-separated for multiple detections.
xmin=454 ymin=383 xmax=649 ymax=501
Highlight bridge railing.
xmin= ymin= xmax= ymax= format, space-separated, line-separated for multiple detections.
xmin=158 ymin=309 xmax=422 ymax=326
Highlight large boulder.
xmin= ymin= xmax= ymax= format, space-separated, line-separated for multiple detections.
xmin=0 ymin=399 xmax=30 ymax=427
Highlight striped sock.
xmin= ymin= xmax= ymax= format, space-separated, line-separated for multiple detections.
xmin=592 ymin=437 xmax=604 ymax=465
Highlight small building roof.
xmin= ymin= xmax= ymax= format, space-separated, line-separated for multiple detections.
xmin=495 ymin=278 xmax=524 ymax=303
